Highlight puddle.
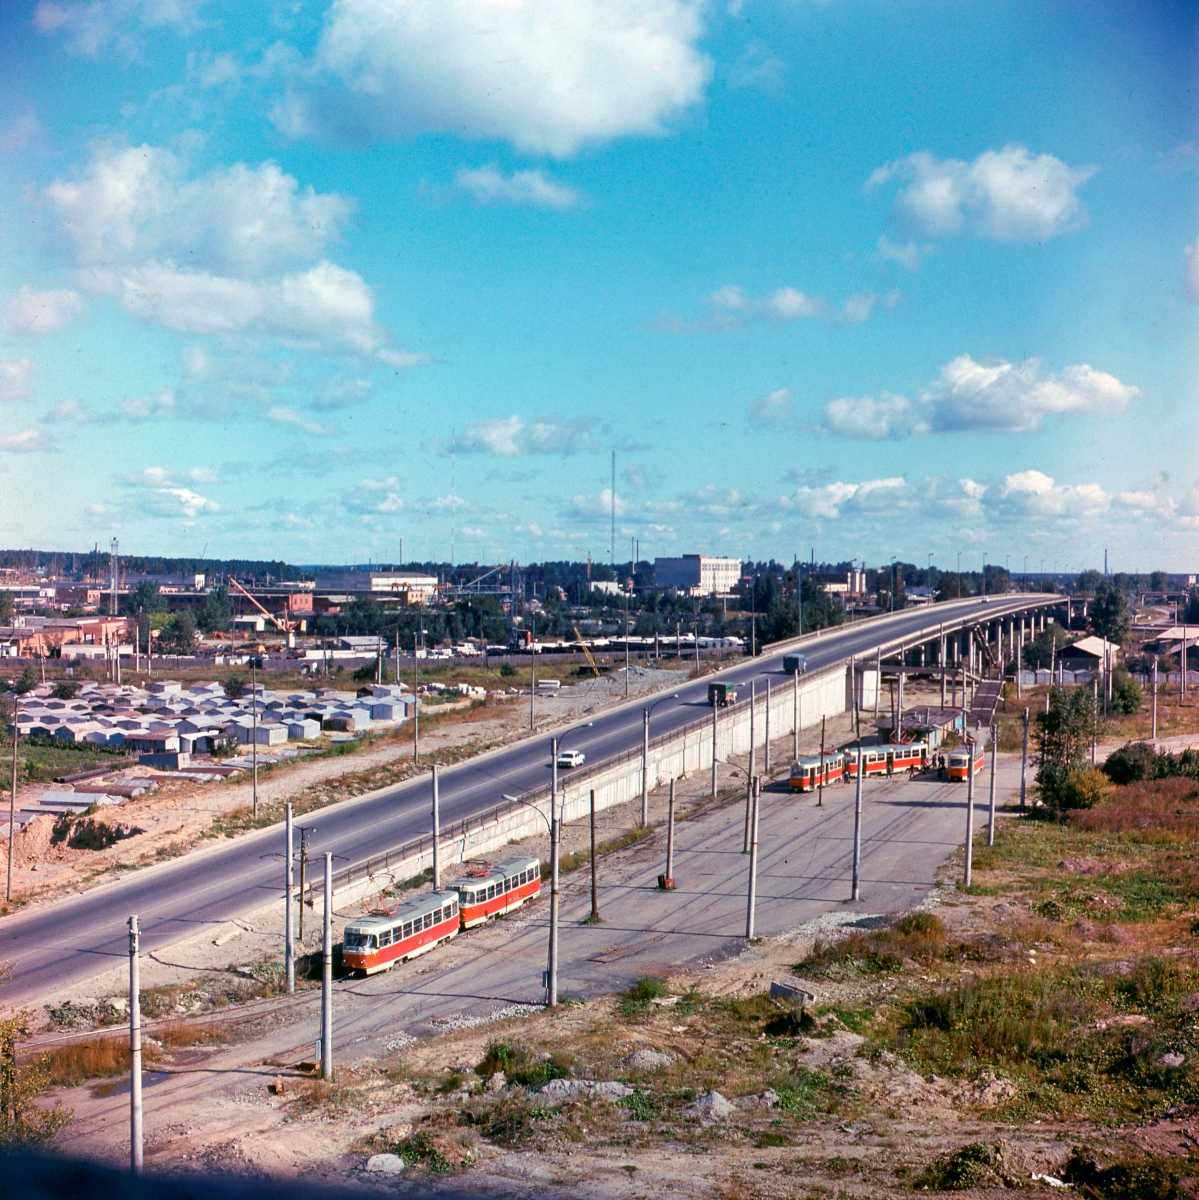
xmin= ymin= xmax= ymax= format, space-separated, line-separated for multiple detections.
xmin=91 ymin=1070 xmax=170 ymax=1099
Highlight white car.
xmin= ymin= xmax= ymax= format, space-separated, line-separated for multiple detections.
xmin=556 ymin=749 xmax=586 ymax=769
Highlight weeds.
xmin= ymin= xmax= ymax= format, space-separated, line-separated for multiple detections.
xmin=618 ymin=976 xmax=670 ymax=1017
xmin=475 ymin=1039 xmax=568 ymax=1089
xmin=798 ymin=913 xmax=948 ymax=979
xmin=914 ymin=1142 xmax=1002 ymax=1191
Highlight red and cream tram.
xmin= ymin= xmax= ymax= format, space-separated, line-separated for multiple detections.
xmin=947 ymin=743 xmax=986 ymax=781
xmin=342 ymin=890 xmax=461 ymax=975
xmin=790 ymin=751 xmax=846 ymax=792
xmin=454 ymin=855 xmax=541 ymax=929
xmin=846 ymin=741 xmax=929 ymax=778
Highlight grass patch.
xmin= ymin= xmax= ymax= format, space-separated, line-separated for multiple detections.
xmin=618 ymin=976 xmax=669 ymax=1017
xmin=914 ymin=1142 xmax=1002 ymax=1191
xmin=558 ymin=825 xmax=652 ymax=876
xmin=797 ymin=912 xmax=950 ymax=979
xmin=475 ymin=1039 xmax=568 ymax=1089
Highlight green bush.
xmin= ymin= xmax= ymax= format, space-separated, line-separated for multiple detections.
xmin=915 ymin=1143 xmax=1002 ymax=1191
xmin=1110 ymin=671 xmax=1143 ymax=716
xmin=619 ymin=976 xmax=669 ymax=1016
xmin=1059 ymin=767 xmax=1109 ymax=810
xmin=1103 ymin=742 xmax=1164 ymax=785
xmin=499 ymin=662 xmax=516 ymax=677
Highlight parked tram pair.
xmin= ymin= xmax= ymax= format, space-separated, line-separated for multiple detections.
xmin=788 ymin=742 xmax=929 ymax=791
xmin=341 ymin=854 xmax=541 ymax=975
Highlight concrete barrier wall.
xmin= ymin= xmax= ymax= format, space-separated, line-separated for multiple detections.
xmin=335 ymin=661 xmax=855 ymax=909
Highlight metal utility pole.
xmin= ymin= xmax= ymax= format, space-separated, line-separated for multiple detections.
xmin=764 ymin=680 xmax=771 ymax=775
xmin=7 ymin=696 xmax=17 ymax=902
xmin=285 ymin=804 xmax=294 ymax=994
xmin=851 ymin=744 xmax=863 ymax=902
xmin=128 ymin=914 xmax=143 ymax=1175
xmin=817 ymin=716 xmax=826 ymax=808
xmin=792 ymin=669 xmax=799 ymax=760
xmin=987 ymin=726 xmax=997 ymax=847
xmin=589 ymin=789 xmax=599 ymax=920
xmin=610 ymin=450 xmax=616 ymax=565
xmin=251 ymin=660 xmax=258 ymax=818
xmin=110 ymin=536 xmax=119 ymax=623
xmin=1092 ymin=676 xmax=1098 ymax=764
xmin=413 ymin=634 xmax=419 ymax=763
xmin=745 ymin=776 xmax=760 ymax=939
xmin=320 ymin=852 xmax=332 ymax=1081
xmin=710 ymin=704 xmax=718 ymax=799
xmin=963 ymin=740 xmax=976 ymax=887
xmin=530 ymin=621 xmax=536 ymax=731
xmin=663 ymin=779 xmax=677 ymax=888
xmin=431 ymin=765 xmax=441 ymax=890
xmin=624 ymin=583 xmax=630 ymax=699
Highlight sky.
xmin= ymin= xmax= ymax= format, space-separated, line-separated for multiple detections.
xmin=0 ymin=0 xmax=1196 ymax=573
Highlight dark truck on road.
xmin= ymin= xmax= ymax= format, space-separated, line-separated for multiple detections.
xmin=708 ymin=682 xmax=738 ymax=707
xmin=783 ymin=653 xmax=807 ymax=674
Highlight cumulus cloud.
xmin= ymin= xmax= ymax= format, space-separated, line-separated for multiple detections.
xmin=4 ymin=285 xmax=85 ymax=335
xmin=868 ymin=145 xmax=1096 ymax=241
xmin=348 ymin=478 xmax=403 ymax=514
xmin=0 ymin=428 xmax=54 ymax=453
xmin=268 ymin=406 xmax=334 ymax=437
xmin=747 ymin=388 xmax=793 ymax=426
xmin=455 ymin=165 xmax=581 ymax=210
xmin=565 ymin=487 xmax=629 ymax=519
xmin=459 ymin=414 xmax=595 ymax=457
xmin=33 ymin=0 xmax=204 ymax=59
xmin=118 ymin=464 xmax=220 ymax=517
xmin=789 ymin=476 xmax=907 ymax=520
xmin=823 ymin=354 xmax=1137 ymax=439
xmin=119 ymin=389 xmax=177 ymax=420
xmin=279 ymin=0 xmax=712 ymax=157
xmin=0 ymin=359 xmax=37 ymax=402
xmin=712 ymin=285 xmax=823 ymax=322
xmin=990 ymin=470 xmax=1109 ymax=522
xmin=1186 ymin=238 xmax=1199 ymax=301
xmin=45 ymin=142 xmax=420 ymax=366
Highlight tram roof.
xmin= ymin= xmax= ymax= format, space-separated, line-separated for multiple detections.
xmin=346 ymin=890 xmax=456 ymax=930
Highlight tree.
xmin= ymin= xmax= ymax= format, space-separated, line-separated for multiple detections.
xmin=1076 ymin=569 xmax=1103 ymax=595
xmin=1109 ymin=670 xmax=1142 ymax=716
xmin=0 ymin=592 xmax=12 ymax=625
xmin=1185 ymin=587 xmax=1199 ymax=625
xmin=1021 ymin=623 xmax=1068 ymax=670
xmin=1091 ymin=581 xmax=1131 ymax=645
xmin=1149 ymin=570 xmax=1169 ymax=592
xmin=125 ymin=581 xmax=164 ymax=616
xmin=165 ymin=610 xmax=197 ymax=654
xmin=14 ymin=666 xmax=37 ymax=696
xmin=223 ymin=674 xmax=246 ymax=700
xmin=1036 ymin=684 xmax=1098 ymax=812
xmin=0 ymin=977 xmax=71 ymax=1145
xmin=197 ymin=587 xmax=232 ymax=634
xmin=52 ymin=681 xmax=79 ymax=700
xmin=935 ymin=574 xmax=973 ymax=603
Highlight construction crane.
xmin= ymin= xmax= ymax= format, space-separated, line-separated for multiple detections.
xmin=227 ymin=577 xmax=299 ymax=649
xmin=572 ymin=625 xmax=602 ymax=679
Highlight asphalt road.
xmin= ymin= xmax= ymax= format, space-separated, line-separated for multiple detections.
xmin=0 ymin=594 xmax=1051 ymax=1008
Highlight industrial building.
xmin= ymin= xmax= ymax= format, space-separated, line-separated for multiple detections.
xmin=653 ymin=555 xmax=742 ymax=597
xmin=313 ymin=570 xmax=440 ymax=604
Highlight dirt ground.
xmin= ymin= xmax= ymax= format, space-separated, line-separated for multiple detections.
xmin=2 ymin=662 xmax=696 ymax=913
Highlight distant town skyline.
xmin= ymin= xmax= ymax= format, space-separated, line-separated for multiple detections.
xmin=1 ymin=2 xmax=1195 ymax=570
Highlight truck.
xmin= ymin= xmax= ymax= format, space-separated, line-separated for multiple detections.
xmin=783 ymin=653 xmax=807 ymax=675
xmin=708 ymin=681 xmax=738 ymax=707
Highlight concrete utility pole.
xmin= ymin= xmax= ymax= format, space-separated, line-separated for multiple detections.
xmin=711 ymin=704 xmax=718 ymax=799
xmin=745 ymin=776 xmax=760 ymax=939
xmin=413 ymin=634 xmax=419 ymax=763
xmin=663 ymin=779 xmax=677 ymax=888
xmin=742 ymin=772 xmax=753 ymax=853
xmin=321 ymin=852 xmax=332 ymax=1082
xmin=285 ymin=804 xmax=294 ymax=994
xmin=548 ymin=795 xmax=560 ymax=1007
xmin=7 ymin=695 xmax=17 ymax=902
xmin=589 ymin=789 xmax=599 ymax=920
xmin=1147 ymin=657 xmax=1156 ymax=739
xmin=792 ymin=670 xmax=800 ymax=761
xmin=749 ymin=680 xmax=756 ymax=779
xmin=128 ymin=914 xmax=143 ymax=1175
xmin=874 ymin=648 xmax=881 ymax=718
xmin=987 ymin=726 xmax=998 ymax=847
xmin=251 ymin=660 xmax=258 ymax=819
xmin=963 ymin=741 xmax=976 ymax=888
xmin=641 ymin=708 xmax=650 ymax=826
xmin=431 ymin=764 xmax=441 ymax=891
xmin=764 ymin=680 xmax=771 ymax=775
xmin=851 ymin=744 xmax=864 ymax=902
xmin=817 ymin=716 xmax=826 ymax=808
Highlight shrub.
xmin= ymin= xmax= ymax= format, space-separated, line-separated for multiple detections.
xmin=619 ymin=976 xmax=669 ymax=1016
xmin=1103 ymin=742 xmax=1165 ymax=785
xmin=915 ymin=1143 xmax=1002 ymax=1191
xmin=223 ymin=675 xmax=246 ymax=700
xmin=1063 ymin=1152 xmax=1180 ymax=1200
xmin=52 ymin=681 xmax=80 ymax=700
xmin=1058 ymin=767 xmax=1110 ymax=811
xmin=1110 ymin=671 xmax=1143 ymax=716
xmin=499 ymin=662 xmax=516 ymax=677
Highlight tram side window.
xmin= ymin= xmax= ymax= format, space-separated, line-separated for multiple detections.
xmin=402 ymin=921 xmax=413 ymax=939
xmin=487 ymin=884 xmax=495 ymax=900
xmin=452 ymin=899 xmax=458 ymax=915
xmin=503 ymin=878 xmax=511 ymax=893
xmin=379 ymin=929 xmax=392 ymax=947
xmin=424 ymin=912 xmax=433 ymax=930
xmin=464 ymin=891 xmax=474 ymax=904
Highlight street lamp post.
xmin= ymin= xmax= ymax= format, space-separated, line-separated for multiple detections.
xmin=641 ymin=694 xmax=679 ymax=826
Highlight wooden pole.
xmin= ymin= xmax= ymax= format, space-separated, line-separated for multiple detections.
xmin=851 ymin=744 xmax=863 ymax=902
xmin=664 ymin=779 xmax=676 ymax=887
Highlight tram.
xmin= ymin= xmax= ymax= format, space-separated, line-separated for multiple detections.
xmin=845 ymin=741 xmax=929 ymax=779
xmin=790 ymin=751 xmax=846 ymax=792
xmin=342 ymin=890 xmax=461 ymax=975
xmin=454 ymin=855 xmax=542 ymax=928
xmin=947 ymin=743 xmax=986 ymax=781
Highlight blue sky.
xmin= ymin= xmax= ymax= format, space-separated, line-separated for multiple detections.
xmin=0 ymin=0 xmax=1195 ymax=571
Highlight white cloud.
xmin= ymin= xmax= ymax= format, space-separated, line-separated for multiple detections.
xmin=459 ymin=414 xmax=595 ymax=457
xmin=44 ymin=143 xmax=421 ymax=366
xmin=456 ymin=165 xmax=581 ymax=210
xmin=712 ymin=284 xmax=823 ymax=322
xmin=565 ymin=487 xmax=629 ymax=519
xmin=1186 ymin=238 xmax=1199 ymax=301
xmin=4 ymin=285 xmax=85 ymax=335
xmin=790 ymin=478 xmax=904 ymax=520
xmin=159 ymin=487 xmax=219 ymax=516
xmin=838 ymin=292 xmax=876 ymax=325
xmin=875 ymin=234 xmax=923 ymax=271
xmin=869 ymin=145 xmax=1096 ymax=241
xmin=186 ymin=466 xmax=218 ymax=483
xmin=119 ymin=389 xmax=177 ymax=420
xmin=0 ymin=359 xmax=37 ymax=402
xmin=268 ymin=406 xmax=334 ymax=437
xmin=989 ymin=470 xmax=1109 ymax=522
xmin=823 ymin=354 xmax=1138 ymax=439
xmin=822 ymin=394 xmax=922 ymax=440
xmin=358 ymin=476 xmax=399 ymax=490
xmin=314 ymin=377 xmax=371 ymax=411
xmin=0 ymin=428 xmax=54 ymax=453
xmin=47 ymin=144 xmax=352 ymax=278
xmin=33 ymin=0 xmax=203 ymax=59
xmin=280 ymin=0 xmax=712 ymax=157
xmin=747 ymin=388 xmax=793 ymax=426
